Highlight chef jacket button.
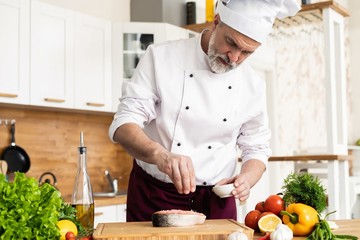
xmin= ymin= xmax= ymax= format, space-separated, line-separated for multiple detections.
xmin=223 ymin=118 xmax=227 ymax=122
xmin=185 ymin=106 xmax=190 ymax=110
xmin=189 ymin=74 xmax=194 ymax=78
xmin=228 ymin=86 xmax=232 ymax=89
xmin=208 ymin=145 xmax=212 ymax=149
xmin=177 ymin=142 xmax=181 ymax=146
xmin=203 ymin=182 xmax=207 ymax=185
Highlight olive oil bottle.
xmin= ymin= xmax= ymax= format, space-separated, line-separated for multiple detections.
xmin=71 ymin=131 xmax=94 ymax=230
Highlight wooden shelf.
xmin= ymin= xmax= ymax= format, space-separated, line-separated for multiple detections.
xmin=183 ymin=22 xmax=212 ymax=33
xmin=301 ymin=0 xmax=349 ymax=17
xmin=183 ymin=1 xmax=349 ymax=33
xmin=269 ymin=154 xmax=352 ymax=162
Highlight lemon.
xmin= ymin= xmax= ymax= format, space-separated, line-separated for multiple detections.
xmin=257 ymin=214 xmax=282 ymax=233
xmin=57 ymin=219 xmax=78 ymax=240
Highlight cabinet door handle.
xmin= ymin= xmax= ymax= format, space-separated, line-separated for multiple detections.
xmin=44 ymin=98 xmax=65 ymax=103
xmin=0 ymin=93 xmax=18 ymax=98
xmin=95 ymin=212 xmax=104 ymax=217
xmin=86 ymin=102 xmax=105 ymax=107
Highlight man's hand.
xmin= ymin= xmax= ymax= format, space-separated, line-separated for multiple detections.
xmin=215 ymin=175 xmax=251 ymax=201
xmin=215 ymin=159 xmax=266 ymax=201
xmin=113 ymin=123 xmax=196 ymax=195
xmin=156 ymin=150 xmax=196 ymax=194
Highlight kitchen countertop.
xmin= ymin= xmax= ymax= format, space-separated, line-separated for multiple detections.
xmin=93 ymin=219 xmax=360 ymax=239
xmin=253 ymin=219 xmax=360 ymax=239
xmin=94 ymin=194 xmax=127 ymax=207
xmin=62 ymin=194 xmax=127 ymax=207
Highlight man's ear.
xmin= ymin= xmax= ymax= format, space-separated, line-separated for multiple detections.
xmin=213 ymin=14 xmax=220 ymax=29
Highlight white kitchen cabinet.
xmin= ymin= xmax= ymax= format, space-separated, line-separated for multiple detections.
xmin=30 ymin=0 xmax=74 ymax=108
xmin=112 ymin=22 xmax=198 ymax=112
xmin=74 ymin=13 xmax=112 ymax=112
xmin=30 ymin=0 xmax=112 ymax=112
xmin=117 ymin=203 xmax=127 ymax=222
xmin=94 ymin=204 xmax=126 ymax=227
xmin=0 ymin=0 xmax=29 ymax=105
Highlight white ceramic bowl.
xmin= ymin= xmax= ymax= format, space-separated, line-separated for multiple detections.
xmin=212 ymin=183 xmax=235 ymax=198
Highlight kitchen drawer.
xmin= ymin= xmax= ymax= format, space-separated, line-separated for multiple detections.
xmin=94 ymin=204 xmax=126 ymax=227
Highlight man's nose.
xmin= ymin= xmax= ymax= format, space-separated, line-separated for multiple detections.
xmin=227 ymin=49 xmax=241 ymax=63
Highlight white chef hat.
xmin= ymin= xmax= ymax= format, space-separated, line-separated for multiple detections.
xmin=215 ymin=0 xmax=301 ymax=43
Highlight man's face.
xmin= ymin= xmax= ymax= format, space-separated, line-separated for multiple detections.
xmin=208 ymin=22 xmax=261 ymax=74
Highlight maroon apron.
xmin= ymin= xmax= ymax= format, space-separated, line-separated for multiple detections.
xmin=126 ymin=160 xmax=237 ymax=221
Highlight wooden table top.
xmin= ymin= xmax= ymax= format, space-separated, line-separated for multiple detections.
xmin=268 ymin=154 xmax=352 ymax=162
xmin=253 ymin=219 xmax=360 ymax=239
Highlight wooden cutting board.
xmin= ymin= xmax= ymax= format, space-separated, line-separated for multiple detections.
xmin=93 ymin=219 xmax=254 ymax=240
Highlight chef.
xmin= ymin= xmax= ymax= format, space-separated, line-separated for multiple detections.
xmin=109 ymin=0 xmax=301 ymax=221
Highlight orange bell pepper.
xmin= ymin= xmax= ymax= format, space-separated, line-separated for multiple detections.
xmin=280 ymin=203 xmax=319 ymax=236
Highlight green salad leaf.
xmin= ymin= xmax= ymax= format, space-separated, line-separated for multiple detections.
xmin=0 ymin=172 xmax=62 ymax=239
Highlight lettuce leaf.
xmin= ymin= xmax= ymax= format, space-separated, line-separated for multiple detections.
xmin=0 ymin=172 xmax=62 ymax=239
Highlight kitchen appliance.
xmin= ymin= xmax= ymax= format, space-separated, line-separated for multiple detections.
xmin=38 ymin=171 xmax=57 ymax=188
xmin=1 ymin=122 xmax=30 ymax=173
xmin=186 ymin=2 xmax=196 ymax=25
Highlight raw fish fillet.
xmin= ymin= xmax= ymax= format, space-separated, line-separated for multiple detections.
xmin=152 ymin=209 xmax=206 ymax=227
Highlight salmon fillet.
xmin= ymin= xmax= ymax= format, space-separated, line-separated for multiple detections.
xmin=152 ymin=209 xmax=206 ymax=227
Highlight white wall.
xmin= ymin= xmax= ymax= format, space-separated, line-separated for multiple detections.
xmin=348 ymin=0 xmax=360 ymax=144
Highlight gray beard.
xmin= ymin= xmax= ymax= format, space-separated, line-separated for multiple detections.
xmin=207 ymin=33 xmax=237 ymax=74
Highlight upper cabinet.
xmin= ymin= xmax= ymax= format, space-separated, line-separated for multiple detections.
xmin=74 ymin=13 xmax=112 ymax=112
xmin=1 ymin=1 xmax=196 ymax=113
xmin=30 ymin=0 xmax=74 ymax=108
xmin=0 ymin=0 xmax=30 ymax=105
xmin=0 ymin=0 xmax=112 ymax=112
xmin=30 ymin=0 xmax=112 ymax=112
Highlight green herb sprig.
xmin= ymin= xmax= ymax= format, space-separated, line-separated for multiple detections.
xmin=282 ymin=172 xmax=327 ymax=213
xmin=306 ymin=211 xmax=358 ymax=240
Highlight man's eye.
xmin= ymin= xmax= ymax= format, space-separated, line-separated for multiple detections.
xmin=226 ymin=38 xmax=236 ymax=47
xmin=242 ymin=51 xmax=252 ymax=56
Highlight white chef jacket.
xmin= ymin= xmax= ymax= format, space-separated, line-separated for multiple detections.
xmin=109 ymin=32 xmax=272 ymax=186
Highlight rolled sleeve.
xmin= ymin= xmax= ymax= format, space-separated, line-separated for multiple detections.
xmin=237 ymin=111 xmax=272 ymax=165
xmin=109 ymin=46 xmax=158 ymax=142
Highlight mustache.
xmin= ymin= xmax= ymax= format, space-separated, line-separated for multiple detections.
xmin=217 ymin=54 xmax=237 ymax=68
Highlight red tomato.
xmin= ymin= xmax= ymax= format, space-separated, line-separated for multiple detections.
xmin=264 ymin=194 xmax=285 ymax=216
xmin=255 ymin=201 xmax=266 ymax=212
xmin=244 ymin=210 xmax=261 ymax=232
xmin=80 ymin=236 xmax=92 ymax=240
xmin=65 ymin=231 xmax=76 ymax=240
